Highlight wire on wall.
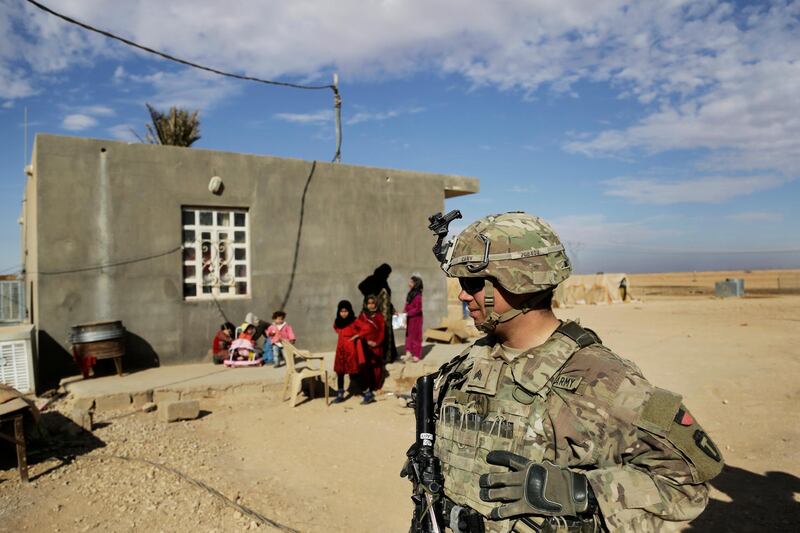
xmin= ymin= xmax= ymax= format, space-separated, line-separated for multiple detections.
xmin=280 ymin=161 xmax=317 ymax=310
xmin=24 ymin=0 xmax=343 ymax=162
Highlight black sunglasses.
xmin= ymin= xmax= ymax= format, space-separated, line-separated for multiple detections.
xmin=459 ymin=277 xmax=486 ymax=295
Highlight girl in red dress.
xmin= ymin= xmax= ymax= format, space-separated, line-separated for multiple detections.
xmin=354 ymin=295 xmax=385 ymax=404
xmin=332 ymin=300 xmax=360 ymax=403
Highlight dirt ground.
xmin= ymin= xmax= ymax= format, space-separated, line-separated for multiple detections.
xmin=2 ymin=271 xmax=799 ymax=532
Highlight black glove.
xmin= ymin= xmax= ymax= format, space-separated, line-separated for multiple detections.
xmin=479 ymin=451 xmax=593 ymax=520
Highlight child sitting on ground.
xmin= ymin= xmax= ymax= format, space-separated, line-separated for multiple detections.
xmin=266 ymin=311 xmax=296 ymax=367
xmin=230 ymin=321 xmax=261 ymax=361
xmin=211 ymin=322 xmax=235 ymax=364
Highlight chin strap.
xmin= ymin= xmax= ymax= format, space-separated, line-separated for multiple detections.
xmin=477 ymin=280 xmax=551 ymax=333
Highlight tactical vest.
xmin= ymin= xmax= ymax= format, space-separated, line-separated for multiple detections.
xmin=433 ymin=321 xmax=600 ymax=533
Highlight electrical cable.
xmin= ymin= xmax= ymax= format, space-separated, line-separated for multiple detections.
xmin=279 ymin=161 xmax=317 ymax=310
xmin=24 ymin=0 xmax=331 ymax=91
xmin=0 ymin=264 xmax=22 ymax=274
xmin=24 ymin=0 xmax=344 ymax=162
xmin=89 ymin=454 xmax=301 ymax=533
xmin=35 ymin=450 xmax=300 ymax=533
xmin=34 ymin=245 xmax=182 ymax=275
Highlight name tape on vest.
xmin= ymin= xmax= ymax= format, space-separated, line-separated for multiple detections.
xmin=553 ymin=375 xmax=582 ymax=391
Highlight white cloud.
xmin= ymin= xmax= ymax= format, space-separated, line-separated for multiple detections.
xmin=276 ymin=106 xmax=423 ymax=127
xmin=0 ymin=1 xmax=118 ymax=99
xmin=603 ymin=175 xmax=791 ymax=205
xmin=562 ymin=3 xmax=800 ymax=174
xmin=274 ymin=109 xmax=333 ymax=125
xmin=107 ymin=123 xmax=139 ymax=142
xmin=1 ymin=100 xmax=13 ymax=109
xmin=113 ymin=65 xmax=126 ymax=82
xmin=62 ymin=113 xmax=97 ymax=131
xmin=346 ymin=106 xmax=424 ymax=125
xmin=726 ymin=211 xmax=784 ymax=223
xmin=1 ymin=0 xmax=798 ymax=181
xmin=80 ymin=105 xmax=114 ymax=117
xmin=117 ymin=69 xmax=240 ymax=110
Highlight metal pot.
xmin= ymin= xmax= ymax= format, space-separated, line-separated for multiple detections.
xmin=69 ymin=320 xmax=126 ymax=344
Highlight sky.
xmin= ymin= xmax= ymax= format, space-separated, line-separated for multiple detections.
xmin=1 ymin=0 xmax=799 ymax=275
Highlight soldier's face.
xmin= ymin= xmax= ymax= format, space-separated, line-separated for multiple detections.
xmin=458 ymin=278 xmax=512 ymax=324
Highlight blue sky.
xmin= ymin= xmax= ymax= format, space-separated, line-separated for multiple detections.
xmin=1 ymin=0 xmax=799 ymax=274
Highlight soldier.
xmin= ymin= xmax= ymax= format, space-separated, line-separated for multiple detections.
xmin=421 ymin=211 xmax=723 ymax=532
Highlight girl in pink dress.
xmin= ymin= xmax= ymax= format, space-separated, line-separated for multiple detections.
xmin=265 ymin=311 xmax=296 ymax=367
xmin=404 ymin=276 xmax=423 ymax=362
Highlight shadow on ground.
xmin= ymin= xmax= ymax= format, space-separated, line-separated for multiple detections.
xmin=685 ymin=464 xmax=800 ymax=532
xmin=0 ymin=411 xmax=106 ymax=481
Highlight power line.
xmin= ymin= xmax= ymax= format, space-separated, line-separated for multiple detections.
xmin=24 ymin=0 xmax=343 ymax=162
xmin=25 ymin=0 xmax=331 ymax=91
xmin=34 ymin=245 xmax=182 ymax=275
xmin=0 ymin=264 xmax=22 ymax=276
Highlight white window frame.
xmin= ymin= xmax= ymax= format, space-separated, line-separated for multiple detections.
xmin=181 ymin=207 xmax=251 ymax=300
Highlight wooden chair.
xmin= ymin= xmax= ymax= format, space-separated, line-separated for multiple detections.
xmin=282 ymin=343 xmax=329 ymax=407
xmin=0 ymin=398 xmax=30 ymax=482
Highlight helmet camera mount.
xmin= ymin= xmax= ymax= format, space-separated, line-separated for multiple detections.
xmin=428 ymin=210 xmax=463 ymax=263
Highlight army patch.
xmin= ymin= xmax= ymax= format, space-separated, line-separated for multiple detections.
xmin=464 ymin=359 xmax=505 ymax=396
xmin=693 ymin=430 xmax=722 ymax=462
xmin=674 ymin=408 xmax=694 ymax=426
xmin=552 ymin=375 xmax=582 ymax=391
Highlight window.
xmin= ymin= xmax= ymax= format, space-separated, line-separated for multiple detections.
xmin=182 ymin=207 xmax=250 ymax=299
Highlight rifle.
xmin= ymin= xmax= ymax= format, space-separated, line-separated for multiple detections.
xmin=401 ymin=375 xmax=445 ymax=533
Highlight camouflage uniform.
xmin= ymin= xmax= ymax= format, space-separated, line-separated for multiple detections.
xmin=426 ymin=212 xmax=722 ymax=532
xmin=434 ymin=323 xmax=721 ymax=532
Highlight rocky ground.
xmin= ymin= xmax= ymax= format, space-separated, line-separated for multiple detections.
xmin=0 ymin=400 xmax=300 ymax=532
xmin=2 ymin=287 xmax=799 ymax=532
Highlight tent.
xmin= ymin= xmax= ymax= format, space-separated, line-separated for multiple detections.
xmin=446 ymin=273 xmax=631 ymax=312
xmin=553 ymin=273 xmax=632 ymax=306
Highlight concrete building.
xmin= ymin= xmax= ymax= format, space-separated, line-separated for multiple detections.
xmin=21 ymin=134 xmax=478 ymax=389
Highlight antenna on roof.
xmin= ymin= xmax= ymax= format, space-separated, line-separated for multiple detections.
xmin=332 ymin=73 xmax=342 ymax=163
xmin=23 ymin=106 xmax=28 ymax=170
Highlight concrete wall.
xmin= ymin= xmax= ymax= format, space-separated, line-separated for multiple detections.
xmin=25 ymin=134 xmax=478 ymax=388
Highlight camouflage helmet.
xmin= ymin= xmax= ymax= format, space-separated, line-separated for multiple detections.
xmin=442 ymin=211 xmax=571 ymax=294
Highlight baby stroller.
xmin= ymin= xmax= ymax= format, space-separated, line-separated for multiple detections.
xmin=223 ymin=337 xmax=264 ymax=368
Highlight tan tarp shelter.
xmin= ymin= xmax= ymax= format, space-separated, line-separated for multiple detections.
xmin=422 ymin=279 xmax=482 ymax=343
xmin=554 ymin=273 xmax=631 ymax=306
xmin=447 ymin=273 xmax=631 ymax=309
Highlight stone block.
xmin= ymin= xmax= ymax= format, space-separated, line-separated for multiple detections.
xmin=131 ymin=390 xmax=154 ymax=408
xmin=73 ymin=397 xmax=95 ymax=411
xmin=159 ymin=400 xmax=200 ymax=423
xmin=141 ymin=402 xmax=157 ymax=412
xmin=95 ymin=393 xmax=131 ymax=412
xmin=70 ymin=407 xmax=93 ymax=432
xmin=233 ymin=383 xmax=263 ymax=396
xmin=153 ymin=390 xmax=180 ymax=403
